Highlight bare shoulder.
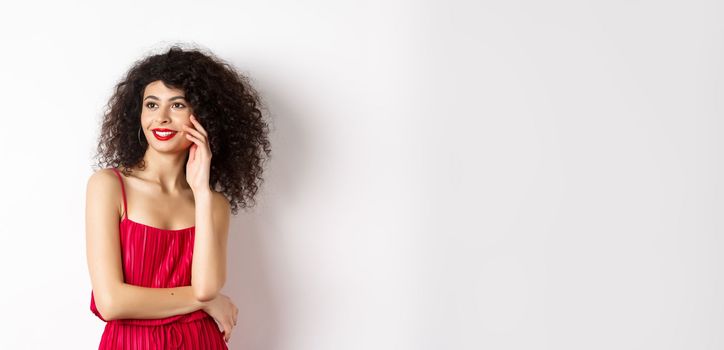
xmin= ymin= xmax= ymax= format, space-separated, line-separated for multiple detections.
xmin=86 ymin=168 xmax=123 ymax=216
xmin=86 ymin=168 xmax=119 ymax=192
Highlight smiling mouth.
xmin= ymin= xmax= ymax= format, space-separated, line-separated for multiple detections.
xmin=152 ymin=130 xmax=178 ymax=140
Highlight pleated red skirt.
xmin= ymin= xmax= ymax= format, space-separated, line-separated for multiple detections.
xmin=89 ymin=168 xmax=228 ymax=349
xmin=97 ymin=316 xmax=228 ymax=349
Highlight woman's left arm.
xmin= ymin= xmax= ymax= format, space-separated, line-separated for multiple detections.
xmin=191 ymin=190 xmax=230 ymax=302
xmin=183 ymin=114 xmax=231 ymax=302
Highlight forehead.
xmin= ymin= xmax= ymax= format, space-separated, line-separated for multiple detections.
xmin=143 ymin=80 xmax=185 ymax=96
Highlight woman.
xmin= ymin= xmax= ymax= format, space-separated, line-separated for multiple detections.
xmin=85 ymin=45 xmax=272 ymax=349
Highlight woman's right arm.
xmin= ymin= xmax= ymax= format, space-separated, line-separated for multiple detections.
xmin=85 ymin=169 xmax=206 ymax=321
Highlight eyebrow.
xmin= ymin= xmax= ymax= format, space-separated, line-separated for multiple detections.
xmin=143 ymin=95 xmax=186 ymax=101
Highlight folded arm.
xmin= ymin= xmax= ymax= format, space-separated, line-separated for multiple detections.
xmin=98 ymin=283 xmax=204 ymax=320
xmin=85 ymin=169 xmax=207 ymax=321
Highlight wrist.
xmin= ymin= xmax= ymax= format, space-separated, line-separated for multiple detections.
xmin=193 ymin=187 xmax=213 ymax=199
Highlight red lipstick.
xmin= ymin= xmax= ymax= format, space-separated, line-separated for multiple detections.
xmin=152 ymin=128 xmax=178 ymax=141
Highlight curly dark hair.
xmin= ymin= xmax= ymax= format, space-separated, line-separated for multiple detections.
xmin=93 ymin=44 xmax=272 ymax=215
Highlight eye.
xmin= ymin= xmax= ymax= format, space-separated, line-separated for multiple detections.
xmin=145 ymin=102 xmax=158 ymax=109
xmin=172 ymin=102 xmax=186 ymax=109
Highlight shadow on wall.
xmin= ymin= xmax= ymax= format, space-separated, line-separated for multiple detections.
xmin=222 ymin=73 xmax=316 ymax=349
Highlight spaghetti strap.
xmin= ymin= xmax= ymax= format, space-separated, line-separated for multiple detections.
xmin=110 ymin=167 xmax=128 ymax=219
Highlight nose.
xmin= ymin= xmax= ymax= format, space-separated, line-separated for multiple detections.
xmin=157 ymin=108 xmax=172 ymax=124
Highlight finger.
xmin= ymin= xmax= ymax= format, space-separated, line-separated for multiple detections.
xmin=189 ymin=114 xmax=208 ymax=138
xmin=187 ymin=143 xmax=196 ymax=162
xmin=182 ymin=124 xmax=204 ymax=139
xmin=189 ymin=115 xmax=209 ymax=138
xmin=185 ymin=134 xmax=212 ymax=160
xmin=185 ymin=133 xmax=212 ymax=160
xmin=224 ymin=322 xmax=233 ymax=341
xmin=183 ymin=124 xmax=207 ymax=143
xmin=185 ymin=133 xmax=203 ymax=146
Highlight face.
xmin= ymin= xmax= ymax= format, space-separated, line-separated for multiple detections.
xmin=140 ymin=80 xmax=194 ymax=151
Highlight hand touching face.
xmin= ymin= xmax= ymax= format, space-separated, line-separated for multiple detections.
xmin=184 ymin=114 xmax=213 ymax=193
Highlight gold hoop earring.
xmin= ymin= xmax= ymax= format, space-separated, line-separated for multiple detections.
xmin=138 ymin=126 xmax=145 ymax=145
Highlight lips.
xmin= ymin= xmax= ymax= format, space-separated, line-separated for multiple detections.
xmin=152 ymin=128 xmax=178 ymax=141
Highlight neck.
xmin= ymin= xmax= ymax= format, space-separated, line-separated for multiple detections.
xmin=135 ymin=147 xmax=190 ymax=193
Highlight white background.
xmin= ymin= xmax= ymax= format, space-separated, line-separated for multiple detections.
xmin=0 ymin=0 xmax=722 ymax=349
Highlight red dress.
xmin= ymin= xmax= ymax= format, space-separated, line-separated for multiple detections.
xmin=90 ymin=167 xmax=228 ymax=349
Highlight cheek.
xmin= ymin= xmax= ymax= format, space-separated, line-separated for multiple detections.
xmin=140 ymin=113 xmax=152 ymax=126
xmin=182 ymin=122 xmax=193 ymax=133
